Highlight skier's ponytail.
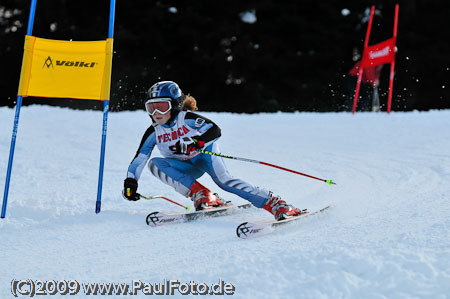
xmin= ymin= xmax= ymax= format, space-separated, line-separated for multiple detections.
xmin=182 ymin=95 xmax=198 ymax=111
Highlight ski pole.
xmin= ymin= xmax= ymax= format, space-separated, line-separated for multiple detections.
xmin=140 ymin=195 xmax=191 ymax=210
xmin=200 ymin=150 xmax=336 ymax=186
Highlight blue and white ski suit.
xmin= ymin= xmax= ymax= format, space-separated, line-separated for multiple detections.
xmin=127 ymin=110 xmax=269 ymax=208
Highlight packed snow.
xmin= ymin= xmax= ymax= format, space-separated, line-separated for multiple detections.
xmin=1 ymin=105 xmax=449 ymax=298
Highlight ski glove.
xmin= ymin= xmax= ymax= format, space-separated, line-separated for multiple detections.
xmin=123 ymin=177 xmax=140 ymax=201
xmin=171 ymin=136 xmax=205 ymax=155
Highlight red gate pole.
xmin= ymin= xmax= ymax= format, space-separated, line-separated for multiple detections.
xmin=351 ymin=68 xmax=364 ymax=114
xmin=352 ymin=6 xmax=375 ymax=114
xmin=387 ymin=4 xmax=399 ymax=114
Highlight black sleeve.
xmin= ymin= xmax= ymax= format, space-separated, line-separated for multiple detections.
xmin=185 ymin=112 xmax=221 ymax=143
xmin=133 ymin=125 xmax=156 ymax=159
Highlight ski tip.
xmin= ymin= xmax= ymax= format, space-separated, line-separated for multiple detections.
xmin=186 ymin=205 xmax=191 ymax=211
xmin=146 ymin=212 xmax=158 ymax=226
xmin=236 ymin=222 xmax=249 ymax=238
xmin=236 ymin=221 xmax=269 ymax=238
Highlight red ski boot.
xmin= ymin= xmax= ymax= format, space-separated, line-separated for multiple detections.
xmin=189 ymin=181 xmax=228 ymax=211
xmin=263 ymin=192 xmax=302 ymax=220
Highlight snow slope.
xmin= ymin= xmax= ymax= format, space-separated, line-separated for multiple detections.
xmin=1 ymin=106 xmax=449 ymax=298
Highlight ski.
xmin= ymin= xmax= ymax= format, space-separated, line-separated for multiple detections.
xmin=146 ymin=203 xmax=253 ymax=226
xmin=236 ymin=205 xmax=330 ymax=238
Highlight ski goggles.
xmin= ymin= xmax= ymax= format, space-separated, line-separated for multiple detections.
xmin=145 ymin=98 xmax=172 ymax=116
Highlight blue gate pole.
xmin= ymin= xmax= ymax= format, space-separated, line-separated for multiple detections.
xmin=1 ymin=0 xmax=38 ymax=219
xmin=96 ymin=0 xmax=116 ymax=214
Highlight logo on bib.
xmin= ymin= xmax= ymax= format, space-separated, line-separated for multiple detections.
xmin=195 ymin=118 xmax=205 ymax=127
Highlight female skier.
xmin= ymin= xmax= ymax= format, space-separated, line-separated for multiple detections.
xmin=123 ymin=81 xmax=301 ymax=220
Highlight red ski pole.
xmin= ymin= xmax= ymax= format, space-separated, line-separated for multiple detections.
xmin=200 ymin=150 xmax=336 ymax=186
xmin=140 ymin=195 xmax=191 ymax=210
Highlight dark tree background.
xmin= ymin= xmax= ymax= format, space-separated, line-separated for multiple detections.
xmin=0 ymin=0 xmax=449 ymax=112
